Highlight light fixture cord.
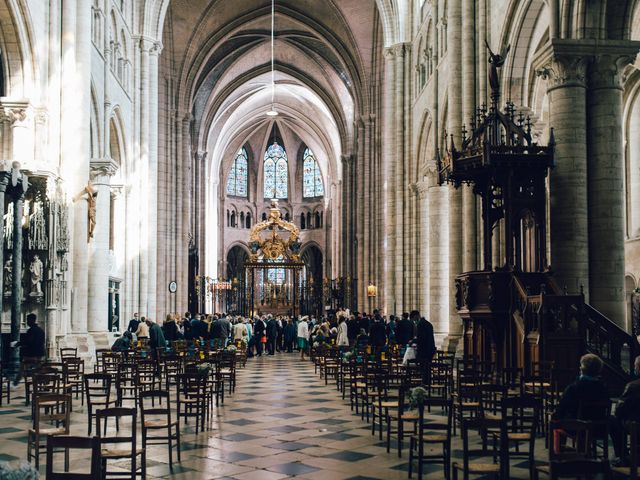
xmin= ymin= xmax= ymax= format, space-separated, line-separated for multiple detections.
xmin=271 ymin=0 xmax=275 ymax=108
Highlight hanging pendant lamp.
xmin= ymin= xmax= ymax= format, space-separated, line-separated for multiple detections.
xmin=266 ymin=0 xmax=279 ymax=116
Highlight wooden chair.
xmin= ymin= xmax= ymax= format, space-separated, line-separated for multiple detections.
xmin=22 ymin=357 xmax=43 ymax=405
xmin=386 ymin=384 xmax=419 ymax=457
xmin=32 ymin=372 xmax=62 ymax=416
xmin=408 ymin=398 xmax=453 ymax=479
xmin=218 ymin=351 xmax=237 ymax=394
xmin=493 ymin=395 xmax=539 ymax=479
xmin=85 ymin=373 xmax=116 ymax=435
xmin=428 ymin=361 xmax=452 ymax=402
xmin=62 ymin=357 xmax=85 ymax=405
xmin=28 ymin=393 xmax=71 ymax=468
xmin=578 ymin=399 xmax=611 ymax=460
xmin=97 ymin=407 xmax=146 ymax=479
xmin=116 ymin=362 xmax=138 ymax=406
xmin=452 ymin=417 xmax=508 ymax=480
xmin=452 ymin=383 xmax=481 ymax=436
xmin=0 ymin=361 xmax=12 ymax=406
xmin=139 ymin=390 xmax=181 ymax=470
xmin=59 ymin=347 xmax=78 ymax=360
xmin=176 ymin=372 xmax=208 ymax=434
xmin=534 ymin=419 xmax=610 ymax=479
xmin=612 ymin=421 xmax=639 ymax=479
xmin=46 ymin=435 xmax=101 ymax=480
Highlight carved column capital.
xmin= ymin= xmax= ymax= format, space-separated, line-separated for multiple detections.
xmin=415 ymin=180 xmax=429 ymax=199
xmin=590 ymin=53 xmax=637 ymax=90
xmin=383 ymin=43 xmax=410 ymax=60
xmin=536 ymin=54 xmax=588 ymax=91
xmin=110 ymin=184 xmax=124 ymax=200
xmin=90 ymin=158 xmax=119 ymax=185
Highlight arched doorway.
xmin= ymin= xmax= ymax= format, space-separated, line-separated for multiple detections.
xmin=301 ymin=245 xmax=323 ymax=317
xmin=226 ymin=245 xmax=249 ymax=314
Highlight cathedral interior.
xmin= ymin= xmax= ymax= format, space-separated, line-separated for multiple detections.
xmin=1 ymin=0 xmax=640 ymax=479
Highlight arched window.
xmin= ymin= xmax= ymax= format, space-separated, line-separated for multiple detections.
xmin=226 ymin=147 xmax=248 ymax=197
xmin=267 ymin=256 xmax=285 ymax=284
xmin=263 ymin=142 xmax=288 ymax=199
xmin=315 ymin=212 xmax=321 ymax=228
xmin=300 ymin=213 xmax=306 ymax=230
xmin=302 ymin=148 xmax=324 ymax=198
xmin=230 ymin=211 xmax=236 ymax=228
xmin=307 ymin=212 xmax=312 ymax=229
xmin=246 ymin=212 xmax=251 ymax=229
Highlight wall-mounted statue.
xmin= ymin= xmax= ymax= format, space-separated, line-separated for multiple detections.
xmin=3 ymin=257 xmax=12 ymax=295
xmin=3 ymin=202 xmax=13 ymax=250
xmin=29 ymin=255 xmax=43 ymax=296
xmin=28 ymin=200 xmax=48 ymax=250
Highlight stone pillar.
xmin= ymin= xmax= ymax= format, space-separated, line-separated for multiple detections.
xmin=587 ymin=51 xmax=637 ymax=325
xmin=537 ymin=47 xmax=589 ymax=296
xmin=382 ymin=46 xmax=397 ymax=313
xmin=10 ymin=167 xmax=27 ymax=377
xmin=138 ymin=38 xmax=151 ymax=316
xmin=87 ymin=159 xmax=117 ymax=332
xmin=416 ymin=181 xmax=430 ymax=316
xmin=447 ymin=0 xmax=463 ymax=343
xmin=148 ymin=43 xmax=161 ymax=321
xmin=428 ymin=168 xmax=449 ymax=336
xmin=461 ymin=0 xmax=477 ymax=273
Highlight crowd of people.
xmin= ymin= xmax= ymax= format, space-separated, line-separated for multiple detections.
xmin=114 ymin=308 xmax=437 ymax=363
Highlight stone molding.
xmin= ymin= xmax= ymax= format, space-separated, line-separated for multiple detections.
xmin=0 ymin=100 xmax=31 ymax=127
xmin=536 ymin=54 xmax=588 ymax=91
xmin=383 ymin=43 xmax=410 ymax=59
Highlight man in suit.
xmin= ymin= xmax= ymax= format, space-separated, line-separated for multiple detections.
xmin=413 ymin=310 xmax=436 ymax=384
xmin=347 ymin=315 xmax=359 ymax=346
xmin=612 ymin=356 xmax=640 ymax=463
xmin=369 ymin=314 xmax=387 ymax=348
xmin=396 ymin=312 xmax=414 ymax=346
xmin=266 ymin=316 xmax=278 ymax=355
xmin=126 ymin=312 xmax=140 ymax=333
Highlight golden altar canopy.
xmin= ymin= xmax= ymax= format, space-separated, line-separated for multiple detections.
xmin=248 ymin=199 xmax=301 ymax=262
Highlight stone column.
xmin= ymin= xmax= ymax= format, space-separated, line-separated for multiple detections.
xmin=537 ymin=46 xmax=589 ymax=296
xmin=416 ymin=180 xmax=430 ymax=316
xmin=428 ymin=168 xmax=449 ymax=336
xmin=87 ymin=159 xmax=117 ymax=332
xmin=587 ymin=51 xmax=637 ymax=325
xmin=382 ymin=46 xmax=397 ymax=313
xmin=462 ymin=0 xmax=477 ymax=273
xmin=447 ymin=0 xmax=463 ymax=343
xmin=148 ymin=42 xmax=161 ymax=321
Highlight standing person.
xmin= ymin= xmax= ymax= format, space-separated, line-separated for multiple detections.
xmin=336 ymin=317 xmax=349 ymax=347
xmin=266 ymin=316 xmax=278 ymax=355
xmin=396 ymin=312 xmax=414 ymax=347
xmin=414 ymin=311 xmax=436 ymax=384
xmin=127 ymin=313 xmax=141 ymax=333
xmin=233 ymin=319 xmax=248 ymax=344
xmin=253 ymin=317 xmax=266 ymax=356
xmin=359 ymin=313 xmax=371 ymax=334
xmin=147 ymin=318 xmax=167 ymax=350
xmin=11 ymin=313 xmax=45 ymax=385
xmin=347 ymin=315 xmax=359 ymax=346
xmin=162 ymin=314 xmax=181 ymax=343
xmin=135 ymin=316 xmax=149 ymax=340
xmin=369 ymin=314 xmax=387 ymax=348
xmin=191 ymin=314 xmax=207 ymax=340
xmin=297 ymin=316 xmax=310 ymax=360
xmin=283 ymin=318 xmax=296 ymax=352
xmin=611 ymin=356 xmax=640 ymax=464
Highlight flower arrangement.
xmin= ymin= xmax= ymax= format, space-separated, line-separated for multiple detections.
xmin=0 ymin=462 xmax=39 ymax=480
xmin=226 ymin=344 xmax=237 ymax=353
xmin=408 ymin=386 xmax=428 ymax=409
xmin=196 ymin=362 xmax=213 ymax=374
xmin=343 ymin=351 xmax=353 ymax=361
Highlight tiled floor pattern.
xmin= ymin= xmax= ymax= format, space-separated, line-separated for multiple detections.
xmin=0 ymin=354 xmax=545 ymax=479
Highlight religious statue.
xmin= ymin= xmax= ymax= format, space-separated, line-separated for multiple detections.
xmin=3 ymin=202 xmax=13 ymax=250
xmin=3 ymin=257 xmax=12 ymax=295
xmin=73 ymin=182 xmax=98 ymax=242
xmin=29 ymin=254 xmax=43 ymax=296
xmin=28 ymin=200 xmax=48 ymax=250
xmin=485 ymin=40 xmax=510 ymax=100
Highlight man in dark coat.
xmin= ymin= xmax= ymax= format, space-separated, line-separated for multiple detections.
xmin=11 ymin=313 xmax=46 ymax=385
xmin=414 ymin=311 xmax=436 ymax=384
xmin=611 ymin=356 xmax=640 ymax=461
xmin=347 ymin=315 xmax=359 ymax=346
xmin=191 ymin=314 xmax=208 ymax=340
xmin=396 ymin=312 xmax=415 ymax=346
xmin=266 ymin=316 xmax=278 ymax=355
xmin=369 ymin=314 xmax=387 ymax=348
xmin=359 ymin=313 xmax=371 ymax=334
xmin=253 ymin=317 xmax=266 ymax=356
xmin=211 ymin=315 xmax=231 ymax=347
xmin=127 ymin=313 xmax=140 ymax=333
xmin=147 ymin=318 xmax=167 ymax=350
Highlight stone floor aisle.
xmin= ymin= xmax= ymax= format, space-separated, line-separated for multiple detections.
xmin=0 ymin=354 xmax=540 ymax=479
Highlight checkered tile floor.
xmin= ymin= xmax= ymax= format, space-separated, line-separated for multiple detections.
xmin=0 ymin=354 xmax=545 ymax=478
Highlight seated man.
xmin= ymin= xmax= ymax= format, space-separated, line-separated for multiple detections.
xmin=553 ymin=353 xmax=610 ymax=421
xmin=111 ymin=331 xmax=133 ymax=352
xmin=611 ymin=355 xmax=640 ymax=463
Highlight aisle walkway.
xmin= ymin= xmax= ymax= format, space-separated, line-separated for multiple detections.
xmin=0 ymin=354 xmax=539 ymax=479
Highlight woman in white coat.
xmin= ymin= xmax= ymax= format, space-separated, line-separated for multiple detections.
xmin=336 ymin=317 xmax=349 ymax=346
xmin=297 ymin=316 xmax=310 ymax=360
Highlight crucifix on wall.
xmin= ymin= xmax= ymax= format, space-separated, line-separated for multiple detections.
xmin=73 ymin=181 xmax=97 ymax=242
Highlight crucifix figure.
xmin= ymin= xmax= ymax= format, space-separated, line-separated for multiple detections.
xmin=73 ymin=181 xmax=98 ymax=242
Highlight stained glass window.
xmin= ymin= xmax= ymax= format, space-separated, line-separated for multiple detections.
xmin=302 ymin=148 xmax=324 ymax=198
xmin=263 ymin=142 xmax=288 ymax=199
xmin=261 ymin=255 xmax=285 ymax=285
xmin=226 ymin=148 xmax=248 ymax=197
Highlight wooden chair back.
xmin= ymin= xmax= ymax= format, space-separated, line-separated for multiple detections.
xmin=45 ymin=435 xmax=101 ymax=480
xmin=59 ymin=347 xmax=78 ymax=360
